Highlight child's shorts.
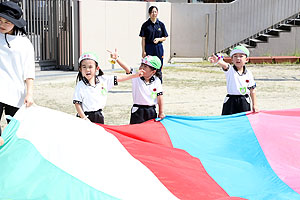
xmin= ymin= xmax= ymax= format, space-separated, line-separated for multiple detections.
xmin=77 ymin=109 xmax=104 ymax=124
xmin=222 ymin=94 xmax=250 ymax=115
xmin=130 ymin=104 xmax=157 ymax=124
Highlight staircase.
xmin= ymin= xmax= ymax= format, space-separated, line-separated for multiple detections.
xmin=224 ymin=12 xmax=300 ymax=54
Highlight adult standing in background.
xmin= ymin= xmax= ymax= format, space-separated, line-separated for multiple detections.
xmin=139 ymin=6 xmax=168 ymax=82
xmin=0 ymin=1 xmax=35 ymax=135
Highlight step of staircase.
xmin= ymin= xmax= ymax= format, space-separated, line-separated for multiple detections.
xmin=256 ymin=34 xmax=275 ymax=42
xmin=267 ymin=29 xmax=286 ymax=36
xmin=277 ymin=24 xmax=292 ymax=31
xmin=223 ymin=12 xmax=300 ymax=56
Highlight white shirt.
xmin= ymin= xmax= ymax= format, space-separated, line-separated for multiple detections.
xmin=73 ymin=75 xmax=117 ymax=112
xmin=131 ymin=75 xmax=163 ymax=106
xmin=224 ymin=64 xmax=256 ymax=95
xmin=0 ymin=33 xmax=35 ymax=108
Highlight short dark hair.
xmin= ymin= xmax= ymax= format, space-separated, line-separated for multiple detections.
xmin=148 ymin=6 xmax=158 ymax=14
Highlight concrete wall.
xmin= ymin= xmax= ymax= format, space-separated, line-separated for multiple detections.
xmin=79 ymin=0 xmax=171 ymax=70
xmin=171 ymin=3 xmax=217 ymax=58
xmin=77 ymin=0 xmax=300 ymax=71
xmin=251 ymin=26 xmax=300 ymax=56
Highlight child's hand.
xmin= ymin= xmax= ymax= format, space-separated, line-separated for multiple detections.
xmin=136 ymin=69 xmax=145 ymax=77
xmin=83 ymin=116 xmax=91 ymax=122
xmin=158 ymin=112 xmax=165 ymax=120
xmin=0 ymin=137 xmax=4 ymax=146
xmin=107 ymin=48 xmax=118 ymax=60
xmin=208 ymin=54 xmax=218 ymax=64
xmin=252 ymin=105 xmax=259 ymax=113
xmin=24 ymin=94 xmax=34 ymax=107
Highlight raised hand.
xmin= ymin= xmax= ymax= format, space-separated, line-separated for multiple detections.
xmin=208 ymin=54 xmax=218 ymax=64
xmin=107 ymin=48 xmax=118 ymax=60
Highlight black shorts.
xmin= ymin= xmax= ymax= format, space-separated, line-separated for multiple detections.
xmin=130 ymin=104 xmax=157 ymax=124
xmin=222 ymin=94 xmax=250 ymax=115
xmin=77 ymin=109 xmax=104 ymax=124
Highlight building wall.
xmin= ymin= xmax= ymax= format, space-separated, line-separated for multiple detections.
xmin=78 ymin=0 xmax=300 ymax=71
xmin=250 ymin=26 xmax=300 ymax=57
xmin=170 ymin=3 xmax=217 ymax=58
xmin=79 ymin=0 xmax=171 ymax=70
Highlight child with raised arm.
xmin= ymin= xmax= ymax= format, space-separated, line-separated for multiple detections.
xmin=108 ymin=49 xmax=165 ymax=124
xmin=208 ymin=45 xmax=258 ymax=115
xmin=73 ymin=52 xmax=144 ymax=124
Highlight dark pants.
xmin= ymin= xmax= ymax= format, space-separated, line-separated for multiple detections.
xmin=0 ymin=102 xmax=19 ymax=135
xmin=145 ymin=43 xmax=164 ymax=82
xmin=222 ymin=94 xmax=250 ymax=115
xmin=77 ymin=109 xmax=104 ymax=124
xmin=130 ymin=104 xmax=157 ymax=124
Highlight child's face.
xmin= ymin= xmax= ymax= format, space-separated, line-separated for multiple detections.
xmin=139 ymin=63 xmax=156 ymax=79
xmin=0 ymin=17 xmax=14 ymax=34
xmin=231 ymin=53 xmax=249 ymax=69
xmin=79 ymin=59 xmax=99 ymax=82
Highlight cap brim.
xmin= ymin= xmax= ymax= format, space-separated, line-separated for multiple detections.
xmin=230 ymin=49 xmax=248 ymax=57
xmin=0 ymin=13 xmax=26 ymax=28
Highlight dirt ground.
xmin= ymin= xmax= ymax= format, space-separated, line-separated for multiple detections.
xmin=1 ymin=63 xmax=300 ymax=128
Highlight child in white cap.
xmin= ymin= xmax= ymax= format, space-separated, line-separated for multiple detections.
xmin=108 ymin=49 xmax=165 ymax=124
xmin=73 ymin=52 xmax=144 ymax=124
xmin=0 ymin=1 xmax=35 ymax=136
xmin=208 ymin=45 xmax=258 ymax=115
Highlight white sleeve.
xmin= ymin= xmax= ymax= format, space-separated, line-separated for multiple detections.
xmin=73 ymin=83 xmax=82 ymax=103
xmin=156 ymin=78 xmax=163 ymax=94
xmin=104 ymin=75 xmax=117 ymax=91
xmin=23 ymin=38 xmax=35 ymax=80
xmin=248 ymin=71 xmax=256 ymax=89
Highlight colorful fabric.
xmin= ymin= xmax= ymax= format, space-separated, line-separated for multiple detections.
xmin=0 ymin=105 xmax=300 ymax=199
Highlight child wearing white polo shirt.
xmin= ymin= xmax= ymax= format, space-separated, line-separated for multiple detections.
xmin=73 ymin=52 xmax=144 ymax=124
xmin=0 ymin=2 xmax=35 ymax=135
xmin=208 ymin=45 xmax=258 ymax=115
xmin=108 ymin=49 xmax=165 ymax=124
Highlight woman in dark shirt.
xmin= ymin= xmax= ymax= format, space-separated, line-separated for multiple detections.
xmin=139 ymin=6 xmax=168 ymax=81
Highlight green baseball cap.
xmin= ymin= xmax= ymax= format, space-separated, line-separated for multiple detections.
xmin=230 ymin=45 xmax=250 ymax=57
xmin=78 ymin=52 xmax=99 ymax=64
xmin=142 ymin=55 xmax=161 ymax=69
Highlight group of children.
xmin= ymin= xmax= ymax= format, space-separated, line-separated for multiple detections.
xmin=73 ymin=50 xmax=165 ymax=124
xmin=0 ymin=2 xmax=258 ymax=146
xmin=73 ymin=44 xmax=258 ymax=125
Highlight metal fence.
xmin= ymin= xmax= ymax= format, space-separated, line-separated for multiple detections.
xmin=215 ymin=0 xmax=300 ymax=52
xmin=0 ymin=0 xmax=74 ymax=69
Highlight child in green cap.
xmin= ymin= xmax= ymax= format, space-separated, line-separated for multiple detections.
xmin=208 ymin=45 xmax=258 ymax=115
xmin=108 ymin=49 xmax=165 ymax=124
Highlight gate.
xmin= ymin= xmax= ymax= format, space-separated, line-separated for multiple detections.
xmin=1 ymin=0 xmax=75 ymax=70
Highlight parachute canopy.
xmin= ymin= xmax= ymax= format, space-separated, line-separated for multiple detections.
xmin=0 ymin=106 xmax=300 ymax=199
